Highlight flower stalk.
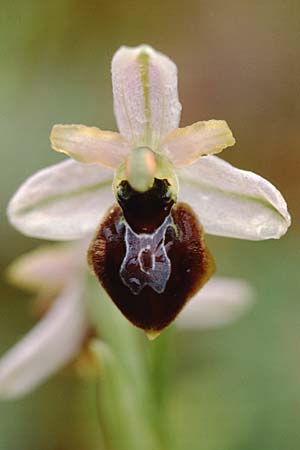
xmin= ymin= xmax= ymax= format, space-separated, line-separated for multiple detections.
xmin=88 ymin=275 xmax=172 ymax=450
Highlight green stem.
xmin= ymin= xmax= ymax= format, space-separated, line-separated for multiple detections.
xmin=88 ymin=275 xmax=175 ymax=450
xmin=148 ymin=326 xmax=176 ymax=448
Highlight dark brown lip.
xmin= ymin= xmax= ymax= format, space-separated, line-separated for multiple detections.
xmin=88 ymin=202 xmax=215 ymax=337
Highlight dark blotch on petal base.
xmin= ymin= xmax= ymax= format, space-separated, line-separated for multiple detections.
xmin=88 ymin=203 xmax=215 ymax=339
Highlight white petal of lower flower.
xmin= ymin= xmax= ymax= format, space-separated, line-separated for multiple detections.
xmin=0 ymin=278 xmax=88 ymax=399
xmin=6 ymin=240 xmax=90 ymax=293
xmin=7 ymin=159 xmax=114 ymax=240
xmin=178 ymin=155 xmax=291 ymax=240
xmin=161 ymin=120 xmax=235 ymax=167
xmin=177 ymin=277 xmax=253 ymax=329
xmin=112 ymin=45 xmax=181 ymax=149
xmin=50 ymin=125 xmax=131 ymax=168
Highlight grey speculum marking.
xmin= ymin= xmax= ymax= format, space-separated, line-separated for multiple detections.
xmin=120 ymin=215 xmax=173 ymax=295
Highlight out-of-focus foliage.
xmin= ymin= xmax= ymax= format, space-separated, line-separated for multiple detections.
xmin=1 ymin=1 xmax=299 ymax=449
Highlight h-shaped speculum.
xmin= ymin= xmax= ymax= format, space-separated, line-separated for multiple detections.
xmin=120 ymin=215 xmax=174 ymax=295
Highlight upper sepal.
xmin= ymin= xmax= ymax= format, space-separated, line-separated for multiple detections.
xmin=112 ymin=45 xmax=181 ymax=149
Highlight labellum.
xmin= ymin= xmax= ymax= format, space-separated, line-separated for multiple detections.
xmin=88 ymin=157 xmax=215 ymax=339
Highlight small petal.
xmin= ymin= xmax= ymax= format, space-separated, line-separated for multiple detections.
xmin=112 ymin=45 xmax=181 ymax=149
xmin=161 ymin=120 xmax=235 ymax=167
xmin=6 ymin=240 xmax=90 ymax=294
xmin=177 ymin=277 xmax=253 ymax=330
xmin=50 ymin=125 xmax=131 ymax=169
xmin=0 ymin=279 xmax=88 ymax=399
xmin=178 ymin=155 xmax=291 ymax=240
xmin=8 ymin=159 xmax=114 ymax=240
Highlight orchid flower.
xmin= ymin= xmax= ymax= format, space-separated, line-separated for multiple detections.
xmin=0 ymin=242 xmax=89 ymax=399
xmin=0 ymin=242 xmax=253 ymax=399
xmin=7 ymin=45 xmax=290 ymax=337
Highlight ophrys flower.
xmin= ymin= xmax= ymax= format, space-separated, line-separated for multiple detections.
xmin=8 ymin=45 xmax=290 ymax=338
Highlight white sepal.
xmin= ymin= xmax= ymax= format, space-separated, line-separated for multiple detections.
xmin=178 ymin=155 xmax=290 ymax=240
xmin=7 ymin=159 xmax=114 ymax=240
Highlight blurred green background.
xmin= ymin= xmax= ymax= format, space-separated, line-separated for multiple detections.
xmin=1 ymin=1 xmax=299 ymax=449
